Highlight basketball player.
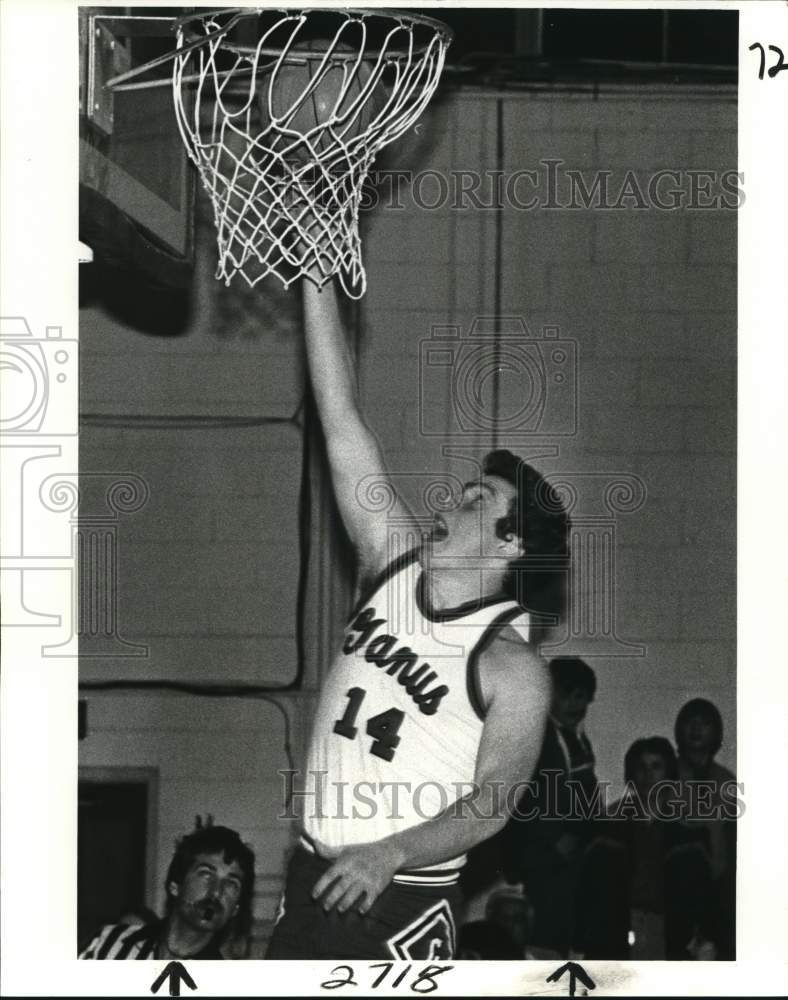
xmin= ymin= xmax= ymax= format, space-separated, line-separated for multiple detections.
xmin=266 ymin=279 xmax=566 ymax=960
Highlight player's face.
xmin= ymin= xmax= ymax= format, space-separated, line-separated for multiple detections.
xmin=169 ymin=852 xmax=244 ymax=934
xmin=428 ymin=475 xmax=521 ymax=564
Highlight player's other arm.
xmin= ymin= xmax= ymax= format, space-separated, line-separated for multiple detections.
xmin=312 ymin=632 xmax=551 ymax=912
xmin=383 ymin=633 xmax=550 ymax=868
xmin=302 ymin=280 xmax=417 ymax=582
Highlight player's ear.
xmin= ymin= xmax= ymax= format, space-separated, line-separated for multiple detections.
xmin=496 ymin=515 xmax=522 ymax=557
xmin=168 ymin=881 xmax=179 ymax=898
xmin=499 ymin=531 xmax=524 ymax=558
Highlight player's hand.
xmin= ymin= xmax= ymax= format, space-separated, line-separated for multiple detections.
xmin=311 ymin=842 xmax=402 ymax=914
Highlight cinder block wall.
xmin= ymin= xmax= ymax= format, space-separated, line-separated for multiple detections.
xmin=78 ymin=203 xmax=320 ymax=953
xmin=361 ymin=84 xmax=737 ymax=794
xmin=78 ymin=82 xmax=736 ymax=951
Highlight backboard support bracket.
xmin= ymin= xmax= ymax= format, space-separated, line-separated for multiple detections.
xmin=84 ymin=14 xmax=176 ymax=135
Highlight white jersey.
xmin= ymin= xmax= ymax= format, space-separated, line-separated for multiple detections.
xmin=303 ymin=550 xmax=530 ymax=882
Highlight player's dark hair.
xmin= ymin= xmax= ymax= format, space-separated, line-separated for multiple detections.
xmin=674 ymin=697 xmax=724 ymax=757
xmin=165 ymin=824 xmax=255 ymax=941
xmin=482 ymin=450 xmax=570 ymax=620
xmin=549 ymin=656 xmax=596 ymax=701
xmin=624 ymin=736 xmax=678 ymax=783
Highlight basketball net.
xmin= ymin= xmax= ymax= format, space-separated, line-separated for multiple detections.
xmin=172 ymin=9 xmax=451 ymax=298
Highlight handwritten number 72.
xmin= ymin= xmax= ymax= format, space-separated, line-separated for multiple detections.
xmin=749 ymin=43 xmax=788 ymax=80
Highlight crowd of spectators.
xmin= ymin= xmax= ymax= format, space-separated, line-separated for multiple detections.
xmin=459 ymin=659 xmax=737 ymax=962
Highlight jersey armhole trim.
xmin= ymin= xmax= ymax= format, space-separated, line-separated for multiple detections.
xmin=347 ymin=547 xmax=420 ymax=623
xmin=466 ymin=606 xmax=527 ymax=722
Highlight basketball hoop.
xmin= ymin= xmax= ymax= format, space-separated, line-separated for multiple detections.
xmin=170 ymin=8 xmax=452 ymax=298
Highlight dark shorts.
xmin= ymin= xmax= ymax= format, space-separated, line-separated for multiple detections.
xmin=266 ymin=847 xmax=461 ymax=960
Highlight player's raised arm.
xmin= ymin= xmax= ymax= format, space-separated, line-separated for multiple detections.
xmin=302 ymin=279 xmax=418 ymax=581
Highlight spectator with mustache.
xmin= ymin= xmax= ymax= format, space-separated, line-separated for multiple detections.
xmin=80 ymin=823 xmax=255 ymax=960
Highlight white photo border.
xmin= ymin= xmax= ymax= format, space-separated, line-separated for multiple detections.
xmin=1 ymin=0 xmax=786 ymax=995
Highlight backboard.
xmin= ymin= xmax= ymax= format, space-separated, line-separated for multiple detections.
xmin=79 ymin=7 xmax=195 ymax=287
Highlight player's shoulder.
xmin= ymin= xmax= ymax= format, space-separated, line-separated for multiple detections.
xmin=478 ymin=625 xmax=548 ymax=681
xmin=488 ymin=623 xmax=543 ymax=659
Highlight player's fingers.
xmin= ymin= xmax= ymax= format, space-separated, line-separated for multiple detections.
xmin=312 ymin=866 xmax=343 ymax=902
xmin=356 ymin=889 xmax=376 ymax=915
xmin=320 ymin=875 xmax=351 ymax=912
xmin=336 ymin=882 xmax=366 ymax=914
xmin=367 ymin=880 xmax=386 ymax=909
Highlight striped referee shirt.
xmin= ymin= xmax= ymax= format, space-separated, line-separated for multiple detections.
xmin=79 ymin=921 xmax=223 ymax=960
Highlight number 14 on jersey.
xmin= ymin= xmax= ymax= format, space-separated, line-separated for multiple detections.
xmin=333 ymin=687 xmax=405 ymax=762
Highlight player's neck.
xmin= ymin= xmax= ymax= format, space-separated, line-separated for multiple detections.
xmin=422 ymin=566 xmax=508 ymax=612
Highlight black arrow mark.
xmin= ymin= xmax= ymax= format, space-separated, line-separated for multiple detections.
xmin=150 ymin=961 xmax=197 ymax=998
xmin=546 ymin=961 xmax=596 ymax=997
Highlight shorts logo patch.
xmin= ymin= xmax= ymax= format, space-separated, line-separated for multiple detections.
xmin=385 ymin=899 xmax=456 ymax=960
